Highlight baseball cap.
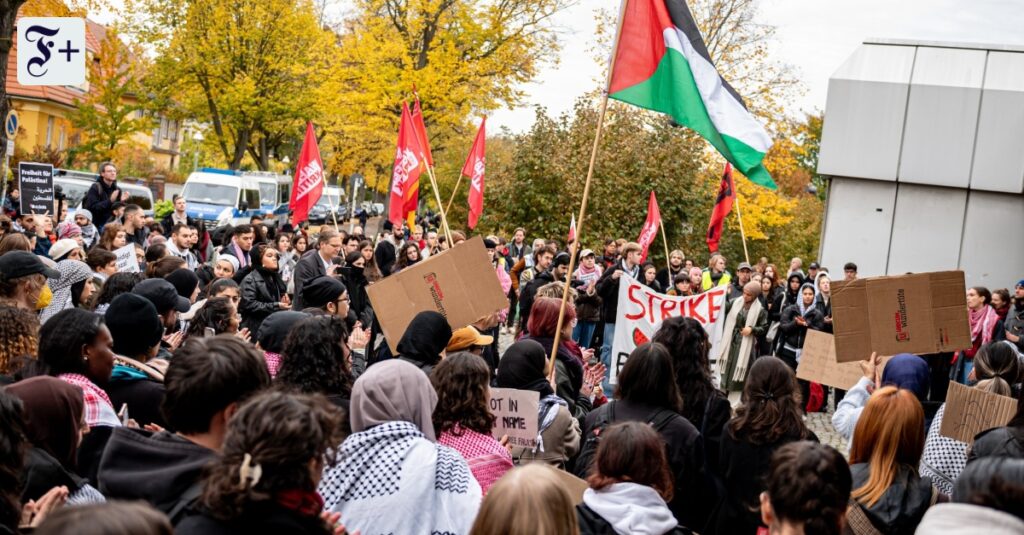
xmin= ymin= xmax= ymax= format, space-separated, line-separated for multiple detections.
xmin=809 ymin=262 xmax=820 ymax=269
xmin=483 ymin=239 xmax=497 ymax=249
xmin=737 ymin=262 xmax=752 ymax=272
xmin=1017 ymin=279 xmax=1024 ymax=288
xmin=133 ymin=278 xmax=190 ymax=313
xmin=446 ymin=326 xmax=495 ymax=352
xmin=0 ymin=251 xmax=60 ymax=280
xmin=580 ymin=249 xmax=595 ymax=258
xmin=553 ymin=252 xmax=571 ymax=267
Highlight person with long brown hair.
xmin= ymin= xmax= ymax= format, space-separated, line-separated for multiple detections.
xmin=176 ymin=391 xmax=345 ymax=534
xmin=431 ymin=352 xmax=513 ymax=494
xmin=470 ymin=464 xmax=579 ymax=535
xmin=577 ymin=421 xmax=688 ymax=535
xmin=710 ymin=356 xmax=817 ymax=535
xmin=96 ymin=222 xmax=127 ymax=252
xmin=846 ymin=386 xmax=937 ymax=534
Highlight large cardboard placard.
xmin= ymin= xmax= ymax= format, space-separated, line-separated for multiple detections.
xmin=610 ymin=273 xmax=726 ymax=384
xmin=367 ymin=236 xmax=508 ymax=353
xmin=489 ymin=387 xmax=539 ymax=449
xmin=796 ymin=330 xmax=893 ymax=390
xmin=17 ymin=162 xmax=54 ymax=215
xmin=113 ymin=244 xmax=140 ymax=273
xmin=939 ymin=381 xmax=1016 ymax=444
xmin=831 ymin=271 xmax=970 ymax=363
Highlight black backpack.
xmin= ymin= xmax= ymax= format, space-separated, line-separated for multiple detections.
xmin=573 ymin=400 xmax=678 ymax=479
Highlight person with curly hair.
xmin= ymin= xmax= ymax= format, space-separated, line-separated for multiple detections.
xmin=431 ymin=352 xmax=513 ymax=494
xmin=90 ymin=272 xmax=144 ymax=314
xmin=96 ymin=222 xmax=127 ymax=252
xmin=0 ymin=304 xmax=40 ymax=382
xmin=710 ymin=356 xmax=817 ymax=535
xmin=759 ymin=441 xmax=852 ymax=535
xmin=176 ymin=391 xmax=346 ymax=534
xmin=185 ymin=297 xmax=241 ymax=340
xmin=275 ymin=315 xmax=353 ymax=412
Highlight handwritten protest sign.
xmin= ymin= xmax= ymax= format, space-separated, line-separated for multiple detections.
xmin=940 ymin=381 xmax=1016 ymax=444
xmin=489 ymin=387 xmax=539 ymax=449
xmin=796 ymin=331 xmax=891 ymax=390
xmin=611 ymin=274 xmax=725 ymax=384
xmin=113 ymin=244 xmax=140 ymax=273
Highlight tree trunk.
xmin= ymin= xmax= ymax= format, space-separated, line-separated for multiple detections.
xmin=0 ymin=1 xmax=27 ymax=187
xmin=229 ymin=128 xmax=250 ymax=170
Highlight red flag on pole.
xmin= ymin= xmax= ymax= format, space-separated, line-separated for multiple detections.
xmin=389 ymin=103 xmax=425 ymax=227
xmin=288 ymin=121 xmax=325 ymax=225
xmin=464 ymin=117 xmax=486 ymax=229
xmin=636 ymin=191 xmax=661 ymax=263
xmin=568 ymin=213 xmax=576 ymax=244
xmin=411 ymin=98 xmax=434 ymax=168
xmin=707 ymin=163 xmax=736 ymax=253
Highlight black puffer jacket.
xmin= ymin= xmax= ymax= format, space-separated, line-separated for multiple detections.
xmin=847 ymin=463 xmax=938 ymax=535
xmin=778 ymin=303 xmax=825 ymax=351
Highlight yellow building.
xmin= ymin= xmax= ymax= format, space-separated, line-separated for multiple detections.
xmin=5 ymin=18 xmax=179 ymax=170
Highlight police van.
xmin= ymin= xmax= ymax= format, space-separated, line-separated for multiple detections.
xmin=245 ymin=171 xmax=291 ymax=227
xmin=180 ymin=168 xmax=265 ymax=228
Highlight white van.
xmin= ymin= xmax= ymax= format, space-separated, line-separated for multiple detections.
xmin=54 ymin=169 xmax=155 ymax=219
xmin=180 ymin=168 xmax=263 ymax=227
xmin=308 ymin=185 xmax=346 ymax=224
xmin=245 ymin=171 xmax=291 ymax=227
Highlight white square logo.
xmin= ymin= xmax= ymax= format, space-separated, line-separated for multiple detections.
xmin=17 ymin=18 xmax=86 ymax=86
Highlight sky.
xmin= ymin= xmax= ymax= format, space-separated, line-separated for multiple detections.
xmin=488 ymin=0 xmax=1024 ymax=133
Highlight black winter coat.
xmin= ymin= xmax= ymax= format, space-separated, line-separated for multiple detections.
xmin=778 ymin=303 xmax=825 ymax=351
xmin=968 ymin=426 xmax=1024 ymax=461
xmin=518 ymin=269 xmax=554 ymax=333
xmin=239 ymin=268 xmax=286 ymax=333
xmin=82 ymin=177 xmax=122 ymax=230
xmin=577 ymin=503 xmax=692 ymax=535
xmin=595 ymin=262 xmax=639 ymax=323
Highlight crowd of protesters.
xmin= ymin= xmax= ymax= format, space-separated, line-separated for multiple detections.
xmin=0 ymin=165 xmax=1023 ymax=534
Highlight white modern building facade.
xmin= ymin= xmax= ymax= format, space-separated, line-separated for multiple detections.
xmin=817 ymin=39 xmax=1024 ymax=287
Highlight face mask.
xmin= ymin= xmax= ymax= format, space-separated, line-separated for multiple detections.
xmin=35 ymin=284 xmax=53 ymax=310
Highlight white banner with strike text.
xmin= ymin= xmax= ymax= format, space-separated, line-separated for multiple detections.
xmin=610 ymin=274 xmax=727 ymax=385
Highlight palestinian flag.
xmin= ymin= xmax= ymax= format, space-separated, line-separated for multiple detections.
xmin=609 ymin=0 xmax=776 ymax=189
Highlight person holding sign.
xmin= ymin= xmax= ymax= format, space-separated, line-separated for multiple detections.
xmin=832 ymin=353 xmax=931 ymax=445
xmin=431 ymin=353 xmax=513 ymax=494
xmin=717 ymin=281 xmax=768 ymax=392
xmin=778 ymin=283 xmax=825 ymax=410
xmin=495 ymin=340 xmax=580 ymax=467
xmin=920 ymin=343 xmax=1020 ymax=496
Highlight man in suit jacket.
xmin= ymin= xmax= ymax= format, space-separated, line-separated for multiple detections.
xmin=292 ymin=228 xmax=342 ymax=310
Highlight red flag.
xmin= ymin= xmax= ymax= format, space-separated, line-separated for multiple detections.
xmin=464 ymin=117 xmax=486 ymax=229
xmin=389 ymin=103 xmax=425 ymax=227
xmin=568 ymin=213 xmax=576 ymax=244
xmin=707 ymin=163 xmax=735 ymax=253
xmin=288 ymin=121 xmax=325 ymax=225
xmin=411 ymin=98 xmax=434 ymax=168
xmin=636 ymin=191 xmax=661 ymax=263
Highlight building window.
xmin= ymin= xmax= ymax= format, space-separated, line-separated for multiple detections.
xmin=170 ymin=120 xmax=178 ymax=141
xmin=45 ymin=116 xmax=54 ymax=147
xmin=161 ymin=117 xmax=169 ymax=141
xmin=58 ymin=127 xmax=65 ymax=150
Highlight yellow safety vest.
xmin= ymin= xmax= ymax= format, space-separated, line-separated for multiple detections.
xmin=701 ymin=270 xmax=732 ymax=291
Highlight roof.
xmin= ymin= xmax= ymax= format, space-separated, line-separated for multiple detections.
xmin=5 ymin=16 xmax=105 ymax=109
xmin=817 ymin=39 xmax=1024 ymax=195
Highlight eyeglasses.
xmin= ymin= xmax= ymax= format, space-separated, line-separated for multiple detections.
xmin=337 ymin=296 xmax=350 ymax=303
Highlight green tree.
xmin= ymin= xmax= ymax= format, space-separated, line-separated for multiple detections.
xmin=67 ymin=29 xmax=155 ymax=166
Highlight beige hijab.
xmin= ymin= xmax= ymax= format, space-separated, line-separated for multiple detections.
xmin=350 ymin=359 xmax=439 ymax=441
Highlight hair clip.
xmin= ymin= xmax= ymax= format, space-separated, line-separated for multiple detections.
xmin=238 ymin=452 xmax=263 ymax=489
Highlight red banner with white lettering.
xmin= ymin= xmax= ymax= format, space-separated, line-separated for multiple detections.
xmin=707 ymin=163 xmax=735 ymax=253
xmin=389 ymin=103 xmax=425 ymax=226
xmin=636 ymin=191 xmax=661 ymax=263
xmin=464 ymin=117 xmax=486 ymax=229
xmin=288 ymin=121 xmax=324 ymax=225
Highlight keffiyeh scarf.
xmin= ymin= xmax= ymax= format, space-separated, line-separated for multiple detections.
xmin=58 ymin=373 xmax=120 ymax=428
xmin=319 ymin=421 xmax=481 ymax=534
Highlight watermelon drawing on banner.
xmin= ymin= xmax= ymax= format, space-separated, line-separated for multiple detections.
xmin=632 ymin=327 xmax=649 ymax=347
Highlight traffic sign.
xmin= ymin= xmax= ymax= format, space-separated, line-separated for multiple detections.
xmin=5 ymin=111 xmax=17 ymax=138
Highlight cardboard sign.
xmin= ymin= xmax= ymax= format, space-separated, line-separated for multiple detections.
xmin=17 ymin=162 xmax=54 ymax=215
xmin=796 ymin=330 xmax=891 ymax=390
xmin=489 ymin=387 xmax=539 ymax=449
xmin=113 ymin=244 xmax=140 ymax=273
xmin=831 ymin=271 xmax=970 ymax=363
xmin=367 ymin=236 xmax=508 ymax=353
xmin=939 ymin=381 xmax=1016 ymax=444
xmin=610 ymin=274 xmax=726 ymax=384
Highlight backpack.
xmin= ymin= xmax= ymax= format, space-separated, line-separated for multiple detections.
xmin=572 ymin=401 xmax=678 ymax=479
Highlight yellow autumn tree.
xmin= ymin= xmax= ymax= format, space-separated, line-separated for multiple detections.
xmin=318 ymin=0 xmax=571 ymax=194
xmin=124 ymin=0 xmax=336 ymax=170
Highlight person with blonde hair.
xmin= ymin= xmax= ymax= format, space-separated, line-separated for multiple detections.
xmin=701 ymin=253 xmax=731 ymax=291
xmin=920 ymin=342 xmax=1020 ymax=495
xmin=846 ymin=386 xmax=937 ymax=534
xmin=470 ymin=464 xmax=579 ymax=535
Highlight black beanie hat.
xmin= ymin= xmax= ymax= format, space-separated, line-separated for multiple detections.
xmin=257 ymin=311 xmax=310 ymax=353
xmin=300 ymin=276 xmax=347 ymax=309
xmin=105 ymin=293 xmax=164 ymax=357
xmin=165 ymin=268 xmax=200 ymax=300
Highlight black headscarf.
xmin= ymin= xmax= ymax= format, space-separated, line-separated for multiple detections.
xmin=165 ymin=268 xmax=200 ymax=300
xmin=6 ymin=376 xmax=84 ymax=470
xmin=396 ymin=311 xmax=452 ymax=367
xmin=496 ymin=339 xmax=554 ymax=398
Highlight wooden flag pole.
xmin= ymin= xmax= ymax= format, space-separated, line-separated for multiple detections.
xmin=443 ymin=173 xmax=464 ymax=217
xmin=547 ymin=0 xmax=628 ymax=382
xmin=425 ymin=165 xmax=453 ymax=245
xmin=733 ymin=179 xmax=750 ymax=265
xmin=659 ymin=218 xmax=671 ymax=273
